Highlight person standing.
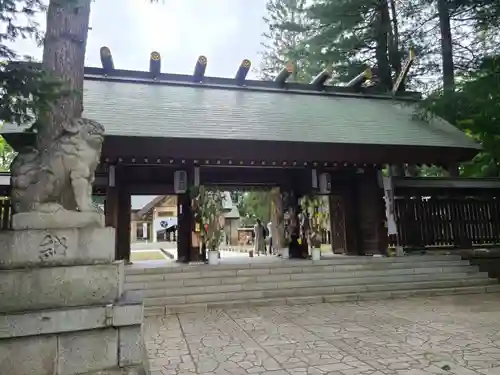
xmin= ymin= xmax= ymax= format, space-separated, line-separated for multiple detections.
xmin=267 ymin=221 xmax=273 ymax=255
xmin=253 ymin=219 xmax=266 ymax=256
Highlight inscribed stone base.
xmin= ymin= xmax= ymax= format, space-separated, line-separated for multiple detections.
xmin=12 ymin=210 xmax=104 ymax=230
xmin=0 ymin=227 xmax=115 ymax=269
xmin=0 ymin=261 xmax=124 ymax=313
xmin=0 ymin=320 xmax=148 ymax=375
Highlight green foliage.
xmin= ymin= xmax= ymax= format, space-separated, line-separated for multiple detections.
xmin=191 ymin=186 xmax=225 ymax=251
xmin=0 ymin=136 xmax=14 ymax=171
xmin=257 ymin=0 xmax=500 ymax=176
xmin=296 ymin=0 xmax=396 ymax=87
xmin=0 ymin=1 xmax=65 ymax=129
xmin=259 ymin=0 xmax=317 ymax=82
xmin=422 ymin=55 xmax=500 ymax=176
xmin=418 ymin=164 xmax=448 ymax=177
xmin=238 ymin=191 xmax=272 ymax=226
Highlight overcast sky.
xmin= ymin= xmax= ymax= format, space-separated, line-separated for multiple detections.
xmin=13 ymin=0 xmax=268 ymax=78
xmin=11 ymin=0 xmax=270 ymax=207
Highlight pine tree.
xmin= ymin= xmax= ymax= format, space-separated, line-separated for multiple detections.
xmin=301 ymin=0 xmax=398 ymax=89
xmin=259 ymin=0 xmax=317 ymax=82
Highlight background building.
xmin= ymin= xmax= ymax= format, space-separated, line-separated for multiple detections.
xmin=130 ymin=193 xmax=240 ymax=244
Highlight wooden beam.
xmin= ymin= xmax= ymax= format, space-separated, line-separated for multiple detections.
xmin=102 ymin=136 xmax=478 ymax=166
xmin=393 ymin=177 xmax=500 ymax=190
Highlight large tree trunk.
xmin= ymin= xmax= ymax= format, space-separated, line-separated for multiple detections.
xmin=374 ymin=0 xmax=393 ymax=90
xmin=388 ymin=0 xmax=402 ymax=88
xmin=437 ymin=0 xmax=455 ymax=91
xmin=38 ymin=0 xmax=92 ymax=151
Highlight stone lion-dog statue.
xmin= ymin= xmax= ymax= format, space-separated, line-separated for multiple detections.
xmin=10 ymin=118 xmax=105 ymax=230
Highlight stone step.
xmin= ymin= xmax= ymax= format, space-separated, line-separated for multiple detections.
xmin=125 ymin=255 xmax=464 ymax=275
xmin=143 ymin=283 xmax=500 ymax=316
xmin=126 ymin=267 xmax=487 ymax=297
xmin=125 ymin=259 xmax=470 ymax=283
xmin=138 ymin=275 xmax=494 ymax=306
xmin=125 ymin=264 xmax=478 ymax=291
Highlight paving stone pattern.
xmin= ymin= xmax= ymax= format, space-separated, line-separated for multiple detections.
xmin=145 ymin=293 xmax=500 ymax=375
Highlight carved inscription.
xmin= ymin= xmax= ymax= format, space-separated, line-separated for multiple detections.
xmin=38 ymin=233 xmax=68 ymax=261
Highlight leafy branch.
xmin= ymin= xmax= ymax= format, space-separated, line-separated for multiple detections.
xmin=191 ymin=186 xmax=225 ymax=251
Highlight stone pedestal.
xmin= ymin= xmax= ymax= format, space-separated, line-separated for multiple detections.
xmin=0 ymin=227 xmax=149 ymax=375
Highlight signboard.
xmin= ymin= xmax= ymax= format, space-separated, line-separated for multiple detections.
xmin=154 ymin=217 xmax=178 ymax=233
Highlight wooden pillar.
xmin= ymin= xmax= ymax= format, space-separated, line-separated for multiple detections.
xmin=342 ymin=181 xmax=361 ymax=255
xmin=177 ymin=191 xmax=192 ymax=263
xmin=105 ymin=187 xmax=118 ymax=229
xmin=356 ymin=169 xmax=388 ymax=255
xmin=104 ymin=165 xmax=126 ymax=261
xmin=389 ymin=164 xmax=405 ymax=177
xmin=116 ymin=185 xmax=131 ymax=263
xmin=447 ymin=163 xmax=460 ymax=177
xmin=329 ymin=194 xmax=347 ymax=254
xmin=406 ymin=164 xmax=419 ymax=177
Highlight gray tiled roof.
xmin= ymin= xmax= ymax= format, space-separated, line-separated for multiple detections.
xmin=2 ymin=79 xmax=479 ymax=150
xmin=131 ymin=195 xmax=158 ymax=210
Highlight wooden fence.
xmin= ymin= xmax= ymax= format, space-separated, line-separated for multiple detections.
xmin=389 ymin=196 xmax=500 ymax=249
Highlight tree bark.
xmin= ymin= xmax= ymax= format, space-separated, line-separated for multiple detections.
xmin=388 ymin=0 xmax=402 ymax=89
xmin=38 ymin=0 xmax=91 ymax=151
xmin=437 ymin=0 xmax=455 ymax=91
xmin=374 ymin=0 xmax=393 ymax=90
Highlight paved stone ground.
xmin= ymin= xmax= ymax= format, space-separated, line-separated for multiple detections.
xmin=145 ymin=294 xmax=500 ymax=375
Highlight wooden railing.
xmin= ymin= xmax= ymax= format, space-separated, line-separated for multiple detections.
xmin=0 ymin=198 xmax=12 ymax=230
xmin=389 ymin=196 xmax=500 ymax=249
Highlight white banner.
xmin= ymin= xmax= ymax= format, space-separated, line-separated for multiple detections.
xmin=382 ymin=176 xmax=398 ymax=235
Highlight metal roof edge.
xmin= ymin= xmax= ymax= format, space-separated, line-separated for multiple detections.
xmin=84 ymin=74 xmax=423 ymax=102
xmin=11 ymin=61 xmax=422 ymax=102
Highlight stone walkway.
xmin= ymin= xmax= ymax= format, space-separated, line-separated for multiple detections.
xmin=145 ymin=294 xmax=500 ymax=375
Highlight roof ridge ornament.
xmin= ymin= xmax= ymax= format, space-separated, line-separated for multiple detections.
xmin=310 ymin=64 xmax=333 ymax=90
xmin=274 ymin=61 xmax=294 ymax=87
xmin=235 ymin=59 xmax=251 ymax=86
xmin=149 ymin=51 xmax=161 ymax=79
xmin=193 ymin=55 xmax=207 ymax=83
xmin=99 ymin=46 xmax=114 ymax=74
xmin=346 ymin=68 xmax=372 ymax=89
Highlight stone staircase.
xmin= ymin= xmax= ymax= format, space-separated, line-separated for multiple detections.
xmin=124 ymin=255 xmax=500 ymax=316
